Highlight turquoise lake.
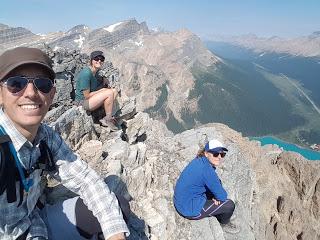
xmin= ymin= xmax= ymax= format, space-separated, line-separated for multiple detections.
xmin=251 ymin=136 xmax=320 ymax=160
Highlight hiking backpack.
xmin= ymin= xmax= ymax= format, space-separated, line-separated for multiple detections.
xmin=0 ymin=126 xmax=56 ymax=206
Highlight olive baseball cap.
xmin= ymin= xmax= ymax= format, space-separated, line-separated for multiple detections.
xmin=0 ymin=47 xmax=55 ymax=81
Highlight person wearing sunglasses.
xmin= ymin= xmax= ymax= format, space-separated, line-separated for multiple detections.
xmin=0 ymin=47 xmax=128 ymax=240
xmin=75 ymin=50 xmax=119 ymax=131
xmin=174 ymin=139 xmax=235 ymax=226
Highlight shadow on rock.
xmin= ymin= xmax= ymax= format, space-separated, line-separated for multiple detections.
xmin=104 ymin=175 xmax=148 ymax=240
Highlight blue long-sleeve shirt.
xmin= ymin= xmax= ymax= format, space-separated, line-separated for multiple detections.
xmin=174 ymin=156 xmax=227 ymax=217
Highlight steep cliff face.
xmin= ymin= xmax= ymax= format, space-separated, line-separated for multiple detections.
xmin=106 ymin=29 xmax=220 ymax=125
xmin=245 ymin=144 xmax=320 ymax=240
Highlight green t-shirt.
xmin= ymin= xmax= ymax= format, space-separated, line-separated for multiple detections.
xmin=75 ymin=67 xmax=101 ymax=101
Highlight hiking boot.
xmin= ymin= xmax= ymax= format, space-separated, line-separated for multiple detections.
xmin=99 ymin=118 xmax=118 ymax=131
xmin=221 ymin=222 xmax=241 ymax=234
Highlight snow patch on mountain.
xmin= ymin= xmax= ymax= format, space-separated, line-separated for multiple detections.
xmin=104 ymin=22 xmax=123 ymax=32
xmin=74 ymin=35 xmax=85 ymax=48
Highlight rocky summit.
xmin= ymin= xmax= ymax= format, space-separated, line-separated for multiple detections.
xmin=1 ymin=20 xmax=320 ymax=239
xmin=40 ymin=48 xmax=318 ymax=240
xmin=43 ymin=89 xmax=320 ymax=240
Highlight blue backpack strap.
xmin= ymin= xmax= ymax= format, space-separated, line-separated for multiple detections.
xmin=29 ymin=140 xmax=56 ymax=174
xmin=0 ymin=125 xmax=56 ymax=207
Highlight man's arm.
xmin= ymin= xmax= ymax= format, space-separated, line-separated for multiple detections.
xmin=108 ymin=232 xmax=125 ymax=240
xmin=46 ymin=127 xmax=129 ymax=239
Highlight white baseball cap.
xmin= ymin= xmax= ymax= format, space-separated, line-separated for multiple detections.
xmin=204 ymin=139 xmax=228 ymax=153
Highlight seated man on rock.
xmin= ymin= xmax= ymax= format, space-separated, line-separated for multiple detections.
xmin=75 ymin=50 xmax=119 ymax=131
xmin=0 ymin=47 xmax=129 ymax=240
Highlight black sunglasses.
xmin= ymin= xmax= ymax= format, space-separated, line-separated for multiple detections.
xmin=211 ymin=152 xmax=226 ymax=158
xmin=2 ymin=76 xmax=54 ymax=94
xmin=93 ymin=56 xmax=105 ymax=62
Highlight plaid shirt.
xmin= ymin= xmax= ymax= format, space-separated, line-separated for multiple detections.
xmin=0 ymin=109 xmax=129 ymax=240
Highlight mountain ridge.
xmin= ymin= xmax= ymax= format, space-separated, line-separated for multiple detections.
xmin=206 ymin=32 xmax=320 ymax=57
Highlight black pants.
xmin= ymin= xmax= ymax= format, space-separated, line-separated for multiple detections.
xmin=187 ymin=199 xmax=235 ymax=224
xmin=16 ymin=231 xmax=28 ymax=240
xmin=75 ymin=195 xmax=130 ymax=239
xmin=17 ymin=195 xmax=130 ymax=240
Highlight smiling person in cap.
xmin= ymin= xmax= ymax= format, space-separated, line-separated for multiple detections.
xmin=0 ymin=47 xmax=128 ymax=240
xmin=75 ymin=50 xmax=119 ymax=131
xmin=174 ymin=139 xmax=236 ymax=228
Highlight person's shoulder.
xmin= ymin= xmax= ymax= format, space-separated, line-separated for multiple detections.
xmin=78 ymin=67 xmax=92 ymax=77
xmin=39 ymin=123 xmax=62 ymax=142
xmin=188 ymin=156 xmax=204 ymax=169
xmin=198 ymin=156 xmax=212 ymax=170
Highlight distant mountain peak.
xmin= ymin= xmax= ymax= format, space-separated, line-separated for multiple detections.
xmin=311 ymin=31 xmax=320 ymax=36
xmin=0 ymin=23 xmax=9 ymax=31
xmin=66 ymin=24 xmax=90 ymax=34
xmin=103 ymin=21 xmax=124 ymax=32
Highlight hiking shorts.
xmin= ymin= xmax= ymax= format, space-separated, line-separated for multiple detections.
xmin=74 ymin=100 xmax=90 ymax=111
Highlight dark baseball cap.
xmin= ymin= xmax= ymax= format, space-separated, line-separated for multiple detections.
xmin=90 ymin=50 xmax=104 ymax=60
xmin=0 ymin=47 xmax=55 ymax=81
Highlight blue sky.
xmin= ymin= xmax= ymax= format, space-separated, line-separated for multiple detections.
xmin=1 ymin=0 xmax=320 ymax=38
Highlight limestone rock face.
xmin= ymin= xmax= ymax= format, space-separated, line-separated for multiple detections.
xmin=48 ymin=106 xmax=97 ymax=150
xmin=85 ymin=19 xmax=149 ymax=50
xmin=106 ymin=28 xmax=221 ymax=126
xmin=251 ymin=150 xmax=320 ymax=240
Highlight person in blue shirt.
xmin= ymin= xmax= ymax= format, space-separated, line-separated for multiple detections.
xmin=75 ymin=51 xmax=118 ymax=131
xmin=174 ymin=139 xmax=235 ymax=224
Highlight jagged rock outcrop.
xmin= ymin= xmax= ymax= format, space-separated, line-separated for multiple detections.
xmin=45 ymin=101 xmax=320 ymax=239
xmin=250 ymin=149 xmax=320 ymax=240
